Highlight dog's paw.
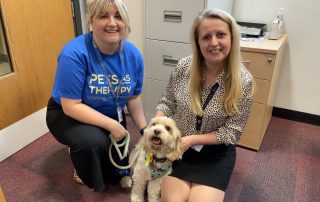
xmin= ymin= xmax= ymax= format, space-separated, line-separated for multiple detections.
xmin=119 ymin=176 xmax=132 ymax=188
xmin=131 ymin=194 xmax=144 ymax=202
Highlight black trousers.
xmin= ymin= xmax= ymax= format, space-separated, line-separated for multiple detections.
xmin=46 ymin=98 xmax=127 ymax=192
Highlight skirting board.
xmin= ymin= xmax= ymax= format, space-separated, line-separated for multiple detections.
xmin=273 ymin=107 xmax=320 ymax=126
xmin=0 ymin=108 xmax=49 ymax=162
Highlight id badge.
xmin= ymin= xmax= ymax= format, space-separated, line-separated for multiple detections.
xmin=116 ymin=105 xmax=123 ymax=123
xmin=191 ymin=145 xmax=203 ymax=152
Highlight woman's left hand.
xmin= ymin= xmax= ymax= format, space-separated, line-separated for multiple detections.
xmin=109 ymin=121 xmax=127 ymax=142
xmin=181 ymin=135 xmax=194 ymax=152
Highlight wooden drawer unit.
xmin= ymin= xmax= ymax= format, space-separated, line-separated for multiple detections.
xmin=253 ymin=79 xmax=270 ymax=104
xmin=238 ymin=102 xmax=266 ymax=149
xmin=237 ymin=35 xmax=288 ymax=150
xmin=242 ymin=51 xmax=275 ymax=80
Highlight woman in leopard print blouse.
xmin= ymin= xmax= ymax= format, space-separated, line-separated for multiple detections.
xmin=156 ymin=9 xmax=255 ymax=202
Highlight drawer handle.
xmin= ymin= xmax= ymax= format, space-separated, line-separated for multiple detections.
xmin=164 ymin=10 xmax=182 ymax=22
xmin=267 ymin=57 xmax=273 ymax=63
xmin=163 ymin=55 xmax=179 ymax=66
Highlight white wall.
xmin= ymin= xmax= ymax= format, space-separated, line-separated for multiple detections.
xmin=0 ymin=108 xmax=48 ymax=162
xmin=125 ymin=0 xmax=320 ymax=116
xmin=233 ymin=0 xmax=320 ymax=115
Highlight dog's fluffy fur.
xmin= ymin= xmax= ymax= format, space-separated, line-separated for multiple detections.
xmin=120 ymin=116 xmax=183 ymax=202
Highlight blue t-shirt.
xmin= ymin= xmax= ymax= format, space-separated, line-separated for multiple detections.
xmin=52 ymin=32 xmax=144 ymax=117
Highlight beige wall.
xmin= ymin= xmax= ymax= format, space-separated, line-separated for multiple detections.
xmin=123 ymin=0 xmax=145 ymax=54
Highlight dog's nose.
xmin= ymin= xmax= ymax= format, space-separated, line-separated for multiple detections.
xmin=154 ymin=129 xmax=160 ymax=136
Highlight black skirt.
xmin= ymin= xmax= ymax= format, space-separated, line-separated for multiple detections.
xmin=170 ymin=144 xmax=236 ymax=191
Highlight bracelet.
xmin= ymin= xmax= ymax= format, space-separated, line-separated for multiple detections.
xmin=140 ymin=126 xmax=146 ymax=135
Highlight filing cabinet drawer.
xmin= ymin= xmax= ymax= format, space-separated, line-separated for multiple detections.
xmin=253 ymin=79 xmax=270 ymax=104
xmin=146 ymin=0 xmax=204 ymax=43
xmin=146 ymin=79 xmax=168 ymax=114
xmin=237 ymin=102 xmax=266 ymax=150
xmin=146 ymin=39 xmax=192 ymax=82
xmin=241 ymin=51 xmax=275 ymax=80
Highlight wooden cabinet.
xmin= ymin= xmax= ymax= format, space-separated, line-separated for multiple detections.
xmin=237 ymin=35 xmax=288 ymax=150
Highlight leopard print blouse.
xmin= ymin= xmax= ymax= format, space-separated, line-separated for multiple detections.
xmin=156 ymin=55 xmax=253 ymax=144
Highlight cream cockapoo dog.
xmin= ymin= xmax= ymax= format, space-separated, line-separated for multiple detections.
xmin=120 ymin=116 xmax=183 ymax=202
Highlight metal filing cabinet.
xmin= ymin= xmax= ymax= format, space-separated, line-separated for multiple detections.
xmin=144 ymin=0 xmax=234 ymax=120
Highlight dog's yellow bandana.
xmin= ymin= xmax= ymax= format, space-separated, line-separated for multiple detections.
xmin=145 ymin=152 xmax=172 ymax=179
xmin=145 ymin=153 xmax=153 ymax=167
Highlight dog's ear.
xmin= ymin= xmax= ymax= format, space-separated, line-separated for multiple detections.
xmin=166 ymin=134 xmax=183 ymax=161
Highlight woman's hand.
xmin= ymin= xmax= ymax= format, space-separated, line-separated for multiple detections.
xmin=60 ymin=97 xmax=127 ymax=139
xmin=181 ymin=133 xmax=219 ymax=152
xmin=181 ymin=135 xmax=195 ymax=152
xmin=109 ymin=121 xmax=126 ymax=142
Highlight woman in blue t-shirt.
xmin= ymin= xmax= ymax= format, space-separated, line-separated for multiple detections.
xmin=46 ymin=0 xmax=147 ymax=192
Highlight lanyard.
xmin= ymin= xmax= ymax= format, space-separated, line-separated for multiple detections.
xmin=196 ymin=83 xmax=219 ymax=131
xmin=202 ymin=83 xmax=219 ymax=111
xmin=92 ymin=39 xmax=126 ymax=106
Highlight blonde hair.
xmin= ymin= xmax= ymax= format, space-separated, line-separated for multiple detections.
xmin=87 ymin=0 xmax=131 ymax=40
xmin=190 ymin=9 xmax=254 ymax=116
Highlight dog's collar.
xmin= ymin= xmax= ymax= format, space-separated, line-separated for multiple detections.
xmin=144 ymin=153 xmax=172 ymax=179
xmin=145 ymin=153 xmax=167 ymax=167
xmin=152 ymin=156 xmax=167 ymax=163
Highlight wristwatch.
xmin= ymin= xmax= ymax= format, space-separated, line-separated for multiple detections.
xmin=140 ymin=127 xmax=146 ymax=135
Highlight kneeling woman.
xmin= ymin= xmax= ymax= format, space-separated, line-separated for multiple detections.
xmin=46 ymin=0 xmax=147 ymax=192
xmin=156 ymin=9 xmax=255 ymax=202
